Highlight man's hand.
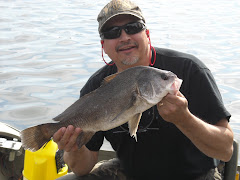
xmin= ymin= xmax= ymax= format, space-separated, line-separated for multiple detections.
xmin=157 ymin=91 xmax=190 ymax=125
xmin=53 ymin=125 xmax=99 ymax=175
xmin=53 ymin=125 xmax=82 ymax=152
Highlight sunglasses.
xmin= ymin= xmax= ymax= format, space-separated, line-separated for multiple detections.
xmin=100 ymin=21 xmax=146 ymax=39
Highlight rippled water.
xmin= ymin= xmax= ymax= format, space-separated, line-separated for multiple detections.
xmin=0 ymin=0 xmax=240 ymax=163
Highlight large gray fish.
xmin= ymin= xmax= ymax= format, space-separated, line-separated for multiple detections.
xmin=21 ymin=66 xmax=182 ymax=151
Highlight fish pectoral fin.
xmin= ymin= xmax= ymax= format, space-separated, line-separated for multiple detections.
xmin=111 ymin=90 xmax=139 ymax=122
xmin=128 ymin=113 xmax=142 ymax=142
xmin=76 ymin=131 xmax=95 ymax=149
xmin=102 ymin=73 xmax=119 ymax=84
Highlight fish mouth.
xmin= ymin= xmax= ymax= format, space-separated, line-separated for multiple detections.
xmin=173 ymin=78 xmax=183 ymax=91
xmin=169 ymin=78 xmax=183 ymax=95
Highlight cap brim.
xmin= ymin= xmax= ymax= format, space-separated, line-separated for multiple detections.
xmin=99 ymin=12 xmax=144 ymax=33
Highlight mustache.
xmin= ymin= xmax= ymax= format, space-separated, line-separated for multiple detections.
xmin=116 ymin=41 xmax=138 ymax=52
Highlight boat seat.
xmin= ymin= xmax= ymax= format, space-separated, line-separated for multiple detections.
xmin=224 ymin=140 xmax=238 ymax=180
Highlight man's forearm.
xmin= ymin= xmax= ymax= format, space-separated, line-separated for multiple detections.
xmin=175 ymin=112 xmax=233 ymax=162
xmin=64 ymin=145 xmax=99 ymax=176
xmin=158 ymin=93 xmax=233 ymax=162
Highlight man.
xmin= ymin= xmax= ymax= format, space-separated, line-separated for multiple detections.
xmin=54 ymin=0 xmax=233 ymax=179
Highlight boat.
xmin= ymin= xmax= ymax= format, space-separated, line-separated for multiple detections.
xmin=0 ymin=122 xmax=24 ymax=180
xmin=0 ymin=122 xmax=239 ymax=180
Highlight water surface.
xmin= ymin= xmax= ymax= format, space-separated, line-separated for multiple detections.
xmin=0 ymin=0 xmax=240 ymax=163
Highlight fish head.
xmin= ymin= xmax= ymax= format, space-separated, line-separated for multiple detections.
xmin=137 ymin=67 xmax=182 ymax=105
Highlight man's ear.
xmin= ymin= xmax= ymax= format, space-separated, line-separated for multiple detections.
xmin=146 ymin=29 xmax=150 ymax=37
xmin=100 ymin=40 xmax=115 ymax=66
xmin=101 ymin=40 xmax=106 ymax=54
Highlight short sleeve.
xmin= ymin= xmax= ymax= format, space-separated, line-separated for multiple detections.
xmin=187 ymin=67 xmax=231 ymax=124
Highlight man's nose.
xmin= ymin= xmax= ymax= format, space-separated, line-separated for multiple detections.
xmin=119 ymin=29 xmax=131 ymax=41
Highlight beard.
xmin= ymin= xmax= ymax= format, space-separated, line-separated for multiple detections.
xmin=121 ymin=56 xmax=139 ymax=65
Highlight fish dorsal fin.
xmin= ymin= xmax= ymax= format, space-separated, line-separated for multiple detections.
xmin=103 ymin=73 xmax=119 ymax=84
xmin=128 ymin=113 xmax=142 ymax=142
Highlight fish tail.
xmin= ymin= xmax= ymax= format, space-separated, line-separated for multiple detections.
xmin=20 ymin=123 xmax=57 ymax=152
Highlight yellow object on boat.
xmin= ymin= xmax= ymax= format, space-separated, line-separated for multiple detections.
xmin=236 ymin=171 xmax=239 ymax=180
xmin=23 ymin=139 xmax=68 ymax=180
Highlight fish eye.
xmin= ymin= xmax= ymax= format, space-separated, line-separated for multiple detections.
xmin=161 ymin=74 xmax=169 ymax=80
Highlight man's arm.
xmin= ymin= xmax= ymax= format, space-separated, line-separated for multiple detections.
xmin=53 ymin=125 xmax=98 ymax=176
xmin=158 ymin=91 xmax=234 ymax=162
xmin=63 ymin=146 xmax=98 ymax=176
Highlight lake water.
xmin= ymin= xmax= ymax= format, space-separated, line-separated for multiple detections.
xmin=0 ymin=0 xmax=240 ymax=164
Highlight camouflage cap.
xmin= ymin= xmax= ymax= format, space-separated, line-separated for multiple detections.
xmin=97 ymin=0 xmax=145 ymax=33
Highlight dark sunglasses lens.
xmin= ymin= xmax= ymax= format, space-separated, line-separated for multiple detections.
xmin=125 ymin=22 xmax=145 ymax=34
xmin=102 ymin=27 xmax=121 ymax=39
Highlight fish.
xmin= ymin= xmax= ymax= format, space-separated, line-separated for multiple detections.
xmin=20 ymin=66 xmax=182 ymax=151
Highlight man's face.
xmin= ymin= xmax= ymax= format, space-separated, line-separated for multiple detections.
xmin=102 ymin=15 xmax=150 ymax=72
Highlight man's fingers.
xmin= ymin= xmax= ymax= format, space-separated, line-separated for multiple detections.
xmin=55 ymin=125 xmax=74 ymax=149
xmin=53 ymin=125 xmax=83 ymax=151
xmin=64 ymin=128 xmax=82 ymax=152
xmin=53 ymin=127 xmax=66 ymax=142
xmin=176 ymin=91 xmax=185 ymax=98
xmin=162 ymin=92 xmax=185 ymax=104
